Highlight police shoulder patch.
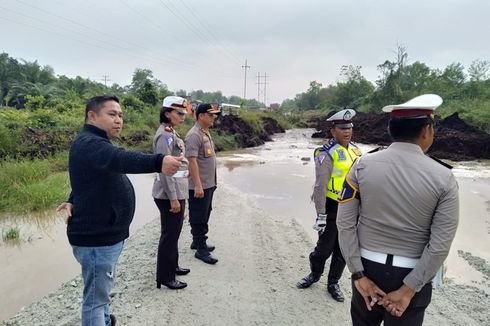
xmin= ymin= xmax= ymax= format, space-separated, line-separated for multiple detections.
xmin=338 ymin=177 xmax=360 ymax=203
xmin=316 ymin=153 xmax=327 ymax=165
xmin=165 ymin=135 xmax=173 ymax=146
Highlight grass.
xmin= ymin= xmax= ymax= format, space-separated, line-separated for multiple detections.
xmin=2 ymin=226 xmax=20 ymax=241
xmin=0 ymin=152 xmax=70 ymax=214
xmin=0 ymin=108 xmax=292 ymax=216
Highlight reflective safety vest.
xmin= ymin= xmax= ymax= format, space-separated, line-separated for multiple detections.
xmin=316 ymin=139 xmax=362 ymax=201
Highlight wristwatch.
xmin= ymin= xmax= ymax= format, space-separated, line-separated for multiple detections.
xmin=351 ymin=271 xmax=365 ymax=280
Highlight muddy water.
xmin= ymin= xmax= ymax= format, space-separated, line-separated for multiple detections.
xmin=0 ymin=174 xmax=159 ymax=321
xmin=1 ymin=128 xmax=489 ymax=321
xmin=218 ymin=129 xmax=490 ymax=291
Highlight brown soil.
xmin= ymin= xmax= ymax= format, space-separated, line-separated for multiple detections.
xmin=309 ymin=112 xmax=490 ymax=161
xmin=215 ymin=115 xmax=285 ymax=148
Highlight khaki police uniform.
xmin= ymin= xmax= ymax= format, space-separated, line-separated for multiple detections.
xmin=185 ymin=122 xmax=217 ymax=250
xmin=297 ymin=108 xmax=360 ymax=302
xmin=337 ymin=95 xmax=459 ymax=326
xmin=309 ymin=138 xmax=361 ymax=287
xmin=152 ymin=123 xmax=189 ymax=283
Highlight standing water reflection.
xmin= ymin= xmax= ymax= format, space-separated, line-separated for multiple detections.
xmin=218 ymin=129 xmax=490 ymax=291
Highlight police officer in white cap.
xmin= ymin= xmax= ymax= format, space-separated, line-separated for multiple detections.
xmin=337 ymin=94 xmax=459 ymax=325
xmin=153 ymin=95 xmax=190 ymax=290
xmin=297 ymin=108 xmax=362 ymax=302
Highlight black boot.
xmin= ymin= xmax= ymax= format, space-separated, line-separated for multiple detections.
xmin=327 ymin=283 xmax=345 ymax=302
xmin=190 ymin=241 xmax=215 ymax=252
xmin=195 ymin=249 xmax=218 ymax=264
xmin=175 ymin=266 xmax=190 ymax=275
xmin=157 ymin=279 xmax=187 ymax=290
xmin=297 ymin=273 xmax=321 ymax=288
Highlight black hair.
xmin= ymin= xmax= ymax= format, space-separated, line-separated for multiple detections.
xmin=159 ymin=106 xmax=174 ymax=124
xmin=388 ymin=117 xmax=434 ymax=141
xmin=85 ymin=95 xmax=120 ymax=121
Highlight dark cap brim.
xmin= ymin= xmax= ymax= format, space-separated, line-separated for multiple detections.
xmin=332 ymin=122 xmax=353 ymax=129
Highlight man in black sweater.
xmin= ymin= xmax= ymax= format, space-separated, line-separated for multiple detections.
xmin=57 ymin=95 xmax=182 ymax=326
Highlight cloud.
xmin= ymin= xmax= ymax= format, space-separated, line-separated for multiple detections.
xmin=1 ymin=0 xmax=488 ymax=103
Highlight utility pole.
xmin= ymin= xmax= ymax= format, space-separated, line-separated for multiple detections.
xmin=256 ymin=72 xmax=261 ymax=102
xmin=101 ymin=75 xmax=110 ymax=87
xmin=263 ymin=72 xmax=269 ymax=107
xmin=242 ymin=59 xmax=250 ymax=99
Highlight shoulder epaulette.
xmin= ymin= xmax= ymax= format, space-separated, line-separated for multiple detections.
xmin=320 ymin=139 xmax=339 ymax=159
xmin=428 ymin=155 xmax=453 ymax=169
xmin=367 ymin=146 xmax=386 ymax=154
xmin=323 ymin=138 xmax=337 ymax=151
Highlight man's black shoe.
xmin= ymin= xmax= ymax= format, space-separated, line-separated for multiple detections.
xmin=327 ymin=283 xmax=345 ymax=302
xmin=195 ymin=250 xmax=218 ymax=264
xmin=297 ymin=273 xmax=321 ymax=289
xmin=175 ymin=266 xmax=190 ymax=275
xmin=157 ymin=279 xmax=187 ymax=290
xmin=190 ymin=242 xmax=215 ymax=252
xmin=110 ymin=314 xmax=116 ymax=326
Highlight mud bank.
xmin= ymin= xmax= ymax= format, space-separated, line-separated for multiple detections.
xmin=310 ymin=112 xmax=490 ymax=161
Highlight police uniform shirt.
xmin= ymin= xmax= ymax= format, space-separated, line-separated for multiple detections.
xmin=185 ymin=122 xmax=217 ymax=190
xmin=337 ymin=142 xmax=459 ymax=291
xmin=312 ymin=147 xmax=333 ymax=214
xmin=312 ymin=139 xmax=361 ymax=214
xmin=152 ymin=124 xmax=189 ymax=200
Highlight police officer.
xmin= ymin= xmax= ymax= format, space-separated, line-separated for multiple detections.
xmin=185 ymin=103 xmax=220 ymax=264
xmin=153 ymin=96 xmax=190 ymax=290
xmin=337 ymin=94 xmax=459 ymax=326
xmin=297 ymin=108 xmax=362 ymax=302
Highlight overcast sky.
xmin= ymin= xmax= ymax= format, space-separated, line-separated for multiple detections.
xmin=1 ymin=0 xmax=489 ymax=104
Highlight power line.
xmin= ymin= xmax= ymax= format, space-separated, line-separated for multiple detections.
xmin=5 ymin=1 xmax=240 ymax=79
xmin=176 ymin=0 xmax=242 ymax=64
xmin=157 ymin=0 xmax=240 ymax=67
xmin=12 ymin=0 xmax=196 ymax=68
xmin=0 ymin=8 xmax=186 ymax=72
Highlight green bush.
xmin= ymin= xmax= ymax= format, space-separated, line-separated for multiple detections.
xmin=122 ymin=95 xmax=145 ymax=112
xmin=25 ymin=95 xmax=46 ymax=111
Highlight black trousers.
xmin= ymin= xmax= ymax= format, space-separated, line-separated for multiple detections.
xmin=154 ymin=198 xmax=185 ymax=283
xmin=309 ymin=199 xmax=345 ymax=284
xmin=351 ymin=257 xmax=432 ymax=326
xmin=188 ymin=186 xmax=216 ymax=248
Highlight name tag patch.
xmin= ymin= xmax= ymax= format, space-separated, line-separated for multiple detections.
xmin=337 ymin=149 xmax=346 ymax=161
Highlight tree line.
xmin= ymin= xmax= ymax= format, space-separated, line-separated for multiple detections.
xmin=280 ymin=47 xmax=490 ymax=132
xmin=1 ymin=49 xmax=489 ymax=131
xmin=0 ymin=52 xmax=264 ymax=112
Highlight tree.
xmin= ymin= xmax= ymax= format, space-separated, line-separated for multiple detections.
xmin=130 ymin=68 xmax=170 ymax=104
xmin=136 ymin=80 xmax=159 ymax=105
xmin=468 ymin=59 xmax=490 ymax=81
xmin=296 ymin=81 xmax=323 ymax=110
xmin=442 ymin=63 xmax=466 ymax=86
xmin=0 ymin=53 xmax=21 ymax=106
xmin=333 ymin=66 xmax=374 ymax=108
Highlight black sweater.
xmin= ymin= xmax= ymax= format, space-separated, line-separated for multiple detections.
xmin=67 ymin=124 xmax=163 ymax=246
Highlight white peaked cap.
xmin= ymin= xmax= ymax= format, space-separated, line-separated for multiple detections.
xmin=326 ymin=108 xmax=356 ymax=128
xmin=162 ymin=96 xmax=188 ymax=113
xmin=382 ymin=94 xmax=443 ymax=113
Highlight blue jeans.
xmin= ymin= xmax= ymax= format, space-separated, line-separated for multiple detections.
xmin=72 ymin=241 xmax=124 ymax=326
